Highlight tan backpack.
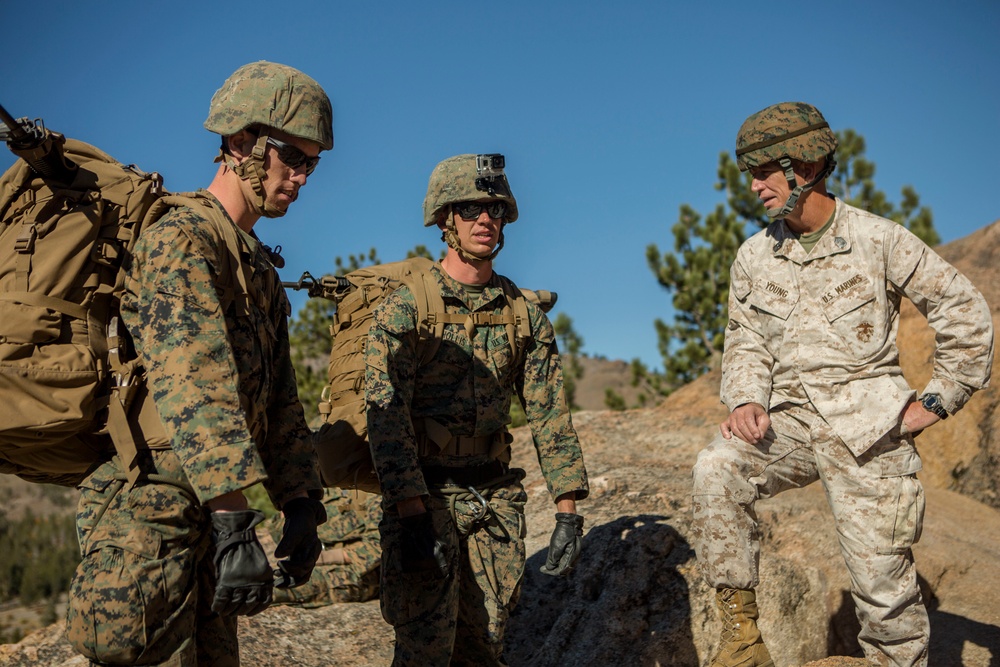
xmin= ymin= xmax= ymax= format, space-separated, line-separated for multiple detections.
xmin=307 ymin=257 xmax=556 ymax=494
xmin=0 ymin=122 xmax=243 ymax=487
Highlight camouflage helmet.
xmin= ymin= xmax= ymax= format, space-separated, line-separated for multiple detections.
xmin=735 ymin=102 xmax=837 ymax=171
xmin=204 ymin=61 xmax=333 ymax=151
xmin=423 ymin=154 xmax=519 ymax=227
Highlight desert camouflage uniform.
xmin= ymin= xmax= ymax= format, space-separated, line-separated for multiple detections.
xmin=266 ymin=488 xmax=382 ymax=606
xmin=66 ymin=192 xmax=322 ymax=666
xmin=366 ymin=263 xmax=588 ymax=667
xmin=692 ymin=199 xmax=994 ymax=667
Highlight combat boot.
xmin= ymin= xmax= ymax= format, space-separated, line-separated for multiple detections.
xmin=711 ymin=588 xmax=774 ymax=667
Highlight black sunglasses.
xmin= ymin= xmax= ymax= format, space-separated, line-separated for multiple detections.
xmin=265 ymin=136 xmax=321 ymax=175
xmin=454 ymin=200 xmax=507 ymax=221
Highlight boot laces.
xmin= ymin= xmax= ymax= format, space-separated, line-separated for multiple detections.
xmin=720 ymin=599 xmax=743 ymax=642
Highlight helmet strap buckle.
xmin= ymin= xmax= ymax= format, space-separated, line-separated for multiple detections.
xmin=769 ymin=154 xmax=836 ymax=220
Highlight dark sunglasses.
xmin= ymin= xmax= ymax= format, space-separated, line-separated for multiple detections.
xmin=265 ymin=136 xmax=321 ymax=175
xmin=454 ymin=200 xmax=507 ymax=221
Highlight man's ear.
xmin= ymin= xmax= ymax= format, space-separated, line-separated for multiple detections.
xmin=435 ymin=208 xmax=450 ymax=231
xmin=799 ymin=159 xmax=824 ymax=182
xmin=225 ymin=128 xmax=256 ymax=160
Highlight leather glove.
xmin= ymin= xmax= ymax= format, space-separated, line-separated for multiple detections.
xmin=398 ymin=511 xmax=449 ymax=578
xmin=210 ymin=510 xmax=273 ymax=616
xmin=274 ymin=497 xmax=327 ymax=589
xmin=540 ymin=513 xmax=584 ymax=576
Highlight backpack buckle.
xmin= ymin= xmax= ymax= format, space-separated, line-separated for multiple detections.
xmin=14 ymin=223 xmax=36 ymax=253
xmin=92 ymin=239 xmax=121 ymax=266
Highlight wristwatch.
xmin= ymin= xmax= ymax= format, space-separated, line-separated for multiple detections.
xmin=919 ymin=393 xmax=949 ymax=420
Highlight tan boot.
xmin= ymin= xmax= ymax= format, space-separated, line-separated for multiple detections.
xmin=711 ymin=588 xmax=774 ymax=667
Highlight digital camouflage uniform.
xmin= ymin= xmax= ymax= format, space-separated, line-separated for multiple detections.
xmin=66 ymin=192 xmax=322 ymax=666
xmin=366 ymin=263 xmax=589 ymax=667
xmin=266 ymin=488 xmax=382 ymax=607
xmin=692 ymin=199 xmax=994 ymax=666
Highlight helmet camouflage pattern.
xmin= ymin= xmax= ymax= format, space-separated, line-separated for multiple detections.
xmin=423 ymin=154 xmax=519 ymax=227
xmin=204 ymin=61 xmax=334 ymax=151
xmin=735 ymin=101 xmax=837 ymax=171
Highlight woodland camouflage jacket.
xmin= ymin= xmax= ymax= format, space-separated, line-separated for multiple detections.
xmin=365 ymin=264 xmax=589 ymax=506
xmin=120 ymin=191 xmax=321 ymax=507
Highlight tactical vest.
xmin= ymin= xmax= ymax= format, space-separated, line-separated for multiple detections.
xmin=312 ymin=257 xmax=555 ymax=493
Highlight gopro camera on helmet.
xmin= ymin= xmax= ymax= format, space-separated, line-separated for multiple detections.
xmin=475 ymin=154 xmax=508 ymax=195
xmin=476 ymin=154 xmax=505 ymax=175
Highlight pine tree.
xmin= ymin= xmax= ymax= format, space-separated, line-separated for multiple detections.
xmin=646 ymin=152 xmax=761 ymax=385
xmin=829 ymin=130 xmax=939 ymax=245
xmin=553 ymin=313 xmax=584 ymax=410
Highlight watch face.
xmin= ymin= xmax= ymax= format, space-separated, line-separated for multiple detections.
xmin=922 ymin=394 xmax=946 ymax=417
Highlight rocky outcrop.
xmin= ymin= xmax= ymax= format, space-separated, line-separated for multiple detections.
xmin=895 ymin=220 xmax=1000 ymax=510
xmin=7 ymin=400 xmax=999 ymax=666
xmin=4 ymin=221 xmax=1000 ymax=665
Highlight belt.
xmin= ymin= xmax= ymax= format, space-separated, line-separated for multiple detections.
xmin=421 ymin=460 xmax=509 ymax=488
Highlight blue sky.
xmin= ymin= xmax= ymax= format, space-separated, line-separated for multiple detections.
xmin=3 ymin=1 xmax=997 ymax=370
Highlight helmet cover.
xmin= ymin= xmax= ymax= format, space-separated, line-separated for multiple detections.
xmin=205 ymin=61 xmax=333 ymax=151
xmin=735 ymin=101 xmax=837 ymax=171
xmin=423 ymin=154 xmax=518 ymax=227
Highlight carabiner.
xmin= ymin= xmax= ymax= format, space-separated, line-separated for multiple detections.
xmin=467 ymin=485 xmax=490 ymax=522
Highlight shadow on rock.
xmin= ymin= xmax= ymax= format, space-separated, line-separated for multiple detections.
xmin=827 ymin=573 xmax=1000 ymax=666
xmin=506 ymin=514 xmax=698 ymax=666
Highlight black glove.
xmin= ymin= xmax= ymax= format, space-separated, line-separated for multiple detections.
xmin=540 ymin=513 xmax=584 ymax=576
xmin=210 ymin=510 xmax=273 ymax=616
xmin=274 ymin=496 xmax=327 ymax=589
xmin=398 ymin=512 xmax=449 ymax=578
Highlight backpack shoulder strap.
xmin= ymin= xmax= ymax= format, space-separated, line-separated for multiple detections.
xmin=496 ymin=275 xmax=532 ymax=362
xmin=143 ymin=191 xmax=251 ymax=316
xmin=405 ymin=263 xmax=534 ymax=365
xmin=398 ymin=257 xmax=446 ymax=366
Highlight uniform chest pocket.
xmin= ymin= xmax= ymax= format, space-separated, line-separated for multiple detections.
xmin=747 ymin=281 xmax=799 ymax=341
xmin=431 ymin=326 xmax=474 ymax=375
xmin=747 ymin=289 xmax=798 ymax=320
xmin=747 ymin=282 xmax=797 ymax=320
xmin=486 ymin=330 xmax=515 ymax=379
xmin=821 ymin=279 xmax=884 ymax=359
xmin=744 ymin=280 xmax=798 ymax=353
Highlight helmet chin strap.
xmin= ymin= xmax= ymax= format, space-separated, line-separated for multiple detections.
xmin=768 ymin=155 xmax=837 ymax=220
xmin=216 ymin=128 xmax=287 ymax=219
xmin=441 ymin=205 xmax=506 ymax=262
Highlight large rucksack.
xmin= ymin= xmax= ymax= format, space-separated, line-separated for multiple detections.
xmin=0 ymin=114 xmax=243 ymax=487
xmin=303 ymin=257 xmax=556 ymax=494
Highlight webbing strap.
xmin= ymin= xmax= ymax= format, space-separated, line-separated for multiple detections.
xmin=428 ymin=311 xmax=518 ymax=340
xmin=13 ymin=216 xmax=36 ymax=292
xmin=212 ymin=208 xmax=252 ymax=317
xmin=107 ymin=390 xmax=142 ymax=487
xmin=500 ymin=277 xmax=531 ymax=362
xmin=0 ymin=290 xmax=89 ymax=321
xmin=147 ymin=192 xmax=254 ymax=316
xmin=416 ymin=417 xmax=511 ymax=458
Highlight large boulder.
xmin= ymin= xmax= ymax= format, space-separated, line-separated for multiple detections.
xmin=4 ymin=221 xmax=1000 ymax=665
